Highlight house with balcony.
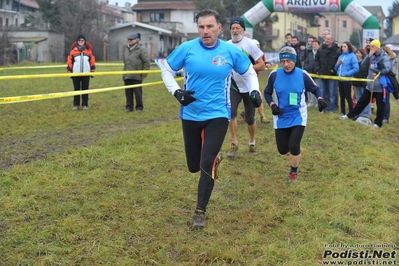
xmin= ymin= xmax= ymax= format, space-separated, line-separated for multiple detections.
xmin=104 ymin=0 xmax=197 ymax=60
xmin=101 ymin=1 xmax=135 ymax=27
xmin=0 ymin=0 xmax=20 ymax=29
xmin=131 ymin=0 xmax=197 ymax=54
xmin=0 ymin=0 xmax=64 ymax=63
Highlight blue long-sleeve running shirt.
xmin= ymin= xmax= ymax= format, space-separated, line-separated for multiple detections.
xmin=162 ymin=38 xmax=259 ymax=121
xmin=264 ymin=67 xmax=322 ymax=129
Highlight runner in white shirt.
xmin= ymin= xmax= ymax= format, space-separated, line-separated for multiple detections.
xmin=226 ymin=17 xmax=266 ymax=159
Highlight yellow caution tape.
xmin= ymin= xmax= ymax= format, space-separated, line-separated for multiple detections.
xmin=0 ymin=70 xmax=163 ymax=80
xmin=0 ymin=77 xmax=183 ymax=104
xmin=0 ymin=62 xmax=156 ymax=71
xmin=308 ymin=73 xmax=376 ymax=82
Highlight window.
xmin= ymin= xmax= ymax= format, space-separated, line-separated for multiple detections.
xmin=325 ymin=20 xmax=329 ymax=27
xmin=5 ymin=18 xmax=9 ymax=27
xmin=342 ymin=20 xmax=347 ymax=28
xmin=150 ymin=13 xmax=164 ymax=22
xmin=15 ymin=18 xmax=18 ymax=26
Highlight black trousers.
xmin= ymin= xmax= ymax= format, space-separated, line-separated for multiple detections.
xmin=181 ymin=118 xmax=229 ymax=212
xmin=72 ymin=76 xmax=90 ymax=106
xmin=338 ymin=81 xmax=353 ymax=114
xmin=124 ymin=79 xmax=143 ymax=111
xmin=347 ymin=89 xmax=385 ymax=127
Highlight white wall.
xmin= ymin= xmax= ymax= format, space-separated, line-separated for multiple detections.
xmin=170 ymin=10 xmax=197 ymax=35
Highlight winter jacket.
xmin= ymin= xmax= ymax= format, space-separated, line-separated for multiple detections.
xmin=67 ymin=42 xmax=95 ymax=73
xmin=334 ymin=51 xmax=359 ymax=77
xmin=352 ymin=57 xmax=370 ymax=87
xmin=314 ymin=42 xmax=341 ymax=75
xmin=123 ymin=44 xmax=151 ymax=81
xmin=303 ymin=44 xmax=313 ymax=63
xmin=303 ymin=49 xmax=318 ymax=73
xmin=365 ymin=50 xmax=391 ymax=93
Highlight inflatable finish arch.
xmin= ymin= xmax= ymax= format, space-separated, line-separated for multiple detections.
xmin=241 ymin=0 xmax=381 ymax=44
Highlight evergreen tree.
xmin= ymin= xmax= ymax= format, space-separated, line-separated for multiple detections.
xmin=37 ymin=0 xmax=106 ymax=60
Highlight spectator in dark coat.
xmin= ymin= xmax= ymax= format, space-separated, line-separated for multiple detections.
xmin=314 ymin=34 xmax=341 ymax=113
xmin=303 ymin=39 xmax=321 ymax=107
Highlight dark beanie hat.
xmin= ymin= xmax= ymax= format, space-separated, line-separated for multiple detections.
xmin=230 ymin=17 xmax=246 ymax=30
xmin=76 ymin=34 xmax=86 ymax=41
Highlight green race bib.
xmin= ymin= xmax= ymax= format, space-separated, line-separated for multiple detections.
xmin=289 ymin=93 xmax=297 ymax=105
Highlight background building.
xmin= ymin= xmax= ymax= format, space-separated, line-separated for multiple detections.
xmin=0 ymin=0 xmax=394 ymax=63
xmin=317 ymin=6 xmax=385 ymax=46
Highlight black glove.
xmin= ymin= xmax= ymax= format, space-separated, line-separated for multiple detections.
xmin=173 ymin=89 xmax=196 ymax=106
xmin=250 ymin=91 xmax=262 ymax=108
xmin=271 ymin=104 xmax=283 ymax=116
xmin=377 ymin=61 xmax=385 ymax=69
xmin=317 ymin=98 xmax=328 ymax=112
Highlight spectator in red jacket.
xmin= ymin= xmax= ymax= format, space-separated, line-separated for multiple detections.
xmin=67 ymin=34 xmax=96 ymax=110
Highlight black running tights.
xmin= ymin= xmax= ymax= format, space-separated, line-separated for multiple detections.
xmin=181 ymin=118 xmax=229 ymax=211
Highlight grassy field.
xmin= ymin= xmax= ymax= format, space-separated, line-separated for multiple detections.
xmin=0 ymin=62 xmax=398 ymax=265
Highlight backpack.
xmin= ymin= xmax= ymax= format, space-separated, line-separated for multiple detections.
xmin=386 ymin=70 xmax=399 ymax=100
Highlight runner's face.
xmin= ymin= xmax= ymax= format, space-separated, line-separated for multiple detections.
xmin=230 ymin=24 xmax=244 ymax=42
xmin=197 ymin=15 xmax=221 ymax=46
xmin=281 ymin=58 xmax=295 ymax=72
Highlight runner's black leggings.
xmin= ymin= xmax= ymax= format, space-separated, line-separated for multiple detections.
xmin=182 ymin=118 xmax=229 ymax=212
xmin=275 ymin=126 xmax=305 ymax=156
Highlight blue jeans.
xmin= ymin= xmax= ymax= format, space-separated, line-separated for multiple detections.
xmin=384 ymin=92 xmax=390 ymax=121
xmin=319 ymin=78 xmax=336 ymax=112
xmin=354 ymin=86 xmax=370 ymax=118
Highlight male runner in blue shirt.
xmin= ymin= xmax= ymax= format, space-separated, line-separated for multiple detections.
xmin=162 ymin=9 xmax=261 ymax=229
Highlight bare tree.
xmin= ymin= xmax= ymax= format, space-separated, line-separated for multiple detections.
xmin=38 ymin=0 xmax=106 ymax=60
